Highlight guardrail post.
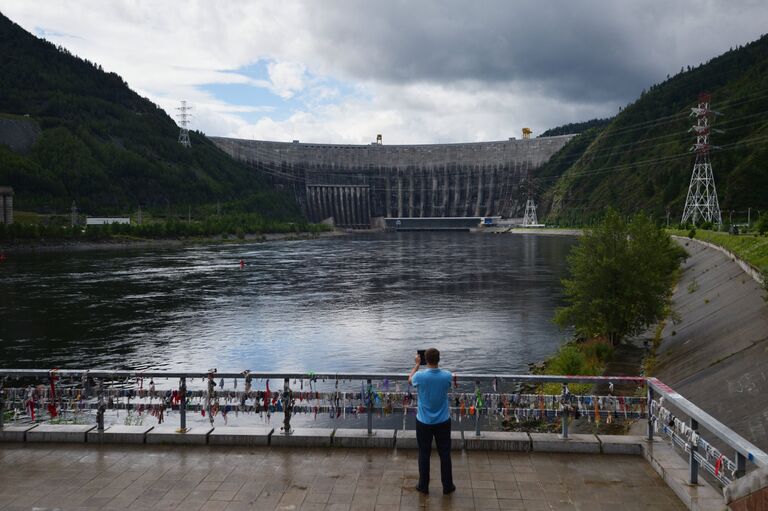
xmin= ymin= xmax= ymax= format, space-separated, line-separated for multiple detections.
xmin=689 ymin=418 xmax=698 ymax=484
xmin=366 ymin=379 xmax=373 ymax=435
xmin=0 ymin=377 xmax=5 ymax=429
xmin=647 ymin=386 xmax=654 ymax=441
xmin=735 ymin=451 xmax=746 ymax=478
xmin=96 ymin=379 xmax=105 ymax=432
xmin=282 ymin=377 xmax=292 ymax=435
xmin=561 ymin=408 xmax=569 ymax=439
xmin=474 ymin=380 xmax=481 ymax=437
xmin=179 ymin=377 xmax=187 ymax=432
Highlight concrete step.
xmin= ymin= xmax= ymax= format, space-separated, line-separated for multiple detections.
xmin=0 ymin=424 xmax=38 ymax=442
xmin=145 ymin=425 xmax=212 ymax=445
xmin=26 ymin=424 xmax=95 ymax=443
xmin=208 ymin=426 xmax=274 ymax=446
xmin=88 ymin=425 xmax=154 ymax=444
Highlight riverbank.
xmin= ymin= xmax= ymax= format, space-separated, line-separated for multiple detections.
xmin=483 ymin=227 xmax=582 ymax=236
xmin=0 ymin=229 xmax=347 ymax=254
xmin=650 ymin=236 xmax=768 ymax=451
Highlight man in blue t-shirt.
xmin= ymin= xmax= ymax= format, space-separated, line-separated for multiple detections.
xmin=408 ymin=348 xmax=456 ymax=495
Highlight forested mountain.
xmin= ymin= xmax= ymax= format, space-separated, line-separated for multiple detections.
xmin=539 ymin=118 xmax=612 ymax=138
xmin=0 ymin=12 xmax=299 ymax=218
xmin=539 ymin=34 xmax=768 ymax=224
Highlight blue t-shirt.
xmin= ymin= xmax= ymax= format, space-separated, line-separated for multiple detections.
xmin=412 ymin=368 xmax=452 ymax=424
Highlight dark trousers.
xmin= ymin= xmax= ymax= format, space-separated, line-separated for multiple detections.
xmin=416 ymin=419 xmax=453 ymax=491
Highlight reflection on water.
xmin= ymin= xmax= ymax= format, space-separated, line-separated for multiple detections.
xmin=0 ymin=232 xmax=575 ymax=373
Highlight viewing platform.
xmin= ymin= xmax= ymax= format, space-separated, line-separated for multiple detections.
xmin=1 ymin=369 xmax=766 ymax=510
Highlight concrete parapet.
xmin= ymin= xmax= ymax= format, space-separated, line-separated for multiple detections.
xmin=464 ymin=431 xmax=530 ymax=452
xmin=529 ymin=433 xmax=601 ymax=453
xmin=395 ymin=429 xmax=464 ymax=450
xmin=641 ymin=439 xmax=724 ymax=511
xmin=596 ymin=434 xmax=644 ymax=455
xmin=26 ymin=424 xmax=95 ymax=443
xmin=0 ymin=424 xmax=37 ymax=442
xmin=334 ymin=429 xmax=395 ymax=448
xmin=725 ymin=464 xmax=768 ymax=509
xmin=208 ymin=426 xmax=274 ymax=446
xmin=87 ymin=425 xmax=154 ymax=444
xmin=145 ymin=425 xmax=212 ymax=445
xmin=270 ymin=428 xmax=334 ymax=448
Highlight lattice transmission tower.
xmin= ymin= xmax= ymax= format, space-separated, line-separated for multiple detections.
xmin=681 ymin=93 xmax=722 ymax=226
xmin=176 ymin=100 xmax=192 ymax=148
xmin=521 ymin=172 xmax=540 ymax=227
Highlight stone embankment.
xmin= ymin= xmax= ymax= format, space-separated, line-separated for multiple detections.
xmin=653 ymin=237 xmax=768 ymax=451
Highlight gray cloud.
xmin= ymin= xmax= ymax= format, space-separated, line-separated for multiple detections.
xmin=298 ymin=0 xmax=768 ymax=103
xmin=1 ymin=0 xmax=766 ymax=143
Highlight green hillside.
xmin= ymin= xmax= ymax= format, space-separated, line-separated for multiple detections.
xmin=0 ymin=12 xmax=299 ymax=219
xmin=540 ymin=34 xmax=768 ymax=225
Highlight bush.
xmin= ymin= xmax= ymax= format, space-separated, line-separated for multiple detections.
xmin=758 ymin=213 xmax=768 ymax=236
xmin=549 ymin=346 xmax=587 ymax=375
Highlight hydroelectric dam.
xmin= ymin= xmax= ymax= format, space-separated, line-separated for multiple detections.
xmin=210 ymin=135 xmax=574 ymax=228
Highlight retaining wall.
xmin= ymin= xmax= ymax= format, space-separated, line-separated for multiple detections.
xmin=654 ymin=237 xmax=768 ymax=452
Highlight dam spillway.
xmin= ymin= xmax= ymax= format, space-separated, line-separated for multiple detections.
xmin=209 ymin=135 xmax=574 ymax=228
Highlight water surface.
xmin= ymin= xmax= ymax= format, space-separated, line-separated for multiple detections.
xmin=0 ymin=232 xmax=575 ymax=373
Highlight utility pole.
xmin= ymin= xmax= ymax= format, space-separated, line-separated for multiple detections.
xmin=70 ymin=201 xmax=78 ymax=227
xmin=176 ymin=100 xmax=192 ymax=148
xmin=681 ymin=93 xmax=722 ymax=226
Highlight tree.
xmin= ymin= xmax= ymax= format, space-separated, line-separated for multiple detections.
xmin=757 ymin=212 xmax=768 ymax=236
xmin=555 ymin=209 xmax=687 ymax=345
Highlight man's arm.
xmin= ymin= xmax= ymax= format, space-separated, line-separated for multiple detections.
xmin=408 ymin=353 xmax=421 ymax=385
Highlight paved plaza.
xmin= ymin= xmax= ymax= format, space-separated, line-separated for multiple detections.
xmin=0 ymin=444 xmax=685 ymax=511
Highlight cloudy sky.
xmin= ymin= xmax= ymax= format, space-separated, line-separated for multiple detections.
xmin=1 ymin=1 xmax=766 ymax=144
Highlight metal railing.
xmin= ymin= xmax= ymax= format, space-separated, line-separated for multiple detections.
xmin=646 ymin=377 xmax=768 ymax=486
xmin=1 ymin=368 xmax=766 ymax=488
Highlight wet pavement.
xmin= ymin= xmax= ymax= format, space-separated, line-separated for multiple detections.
xmin=0 ymin=444 xmax=685 ymax=510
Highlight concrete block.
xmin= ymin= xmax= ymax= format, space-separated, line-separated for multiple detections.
xmin=724 ymin=464 xmax=768 ymax=503
xmin=26 ymin=424 xmax=95 ymax=443
xmin=529 ymin=433 xmax=600 ymax=453
xmin=333 ymin=429 xmax=395 ymax=448
xmin=0 ymin=424 xmax=37 ymax=442
xmin=596 ymin=434 xmax=643 ymax=455
xmin=464 ymin=431 xmax=530 ymax=452
xmin=87 ymin=425 xmax=154 ymax=444
xmin=641 ymin=439 xmax=724 ymax=510
xmin=146 ymin=425 xmax=212 ymax=445
xmin=395 ymin=429 xmax=464 ymax=450
xmin=270 ymin=428 xmax=334 ymax=448
xmin=208 ymin=426 xmax=273 ymax=446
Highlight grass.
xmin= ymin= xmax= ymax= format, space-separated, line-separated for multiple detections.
xmin=669 ymin=229 xmax=768 ymax=275
xmin=537 ymin=338 xmax=614 ymax=395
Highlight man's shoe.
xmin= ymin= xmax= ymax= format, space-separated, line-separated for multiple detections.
xmin=415 ymin=486 xmax=429 ymax=495
xmin=443 ymin=485 xmax=456 ymax=495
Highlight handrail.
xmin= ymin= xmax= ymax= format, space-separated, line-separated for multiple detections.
xmin=647 ymin=377 xmax=768 ymax=468
xmin=0 ymin=369 xmax=646 ymax=384
xmin=1 ymin=368 xmax=765 ymax=483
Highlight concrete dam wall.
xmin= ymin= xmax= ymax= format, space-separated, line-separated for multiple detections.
xmin=654 ymin=238 xmax=768 ymax=452
xmin=209 ymin=135 xmax=574 ymax=228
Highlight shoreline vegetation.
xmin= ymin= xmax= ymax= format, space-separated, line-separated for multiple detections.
xmin=507 ymin=210 xmax=686 ymax=434
xmin=0 ymin=211 xmax=335 ymax=253
xmin=520 ymin=222 xmax=767 ymax=434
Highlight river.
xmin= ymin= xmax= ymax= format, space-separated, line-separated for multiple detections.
xmin=0 ymin=232 xmax=575 ymax=373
